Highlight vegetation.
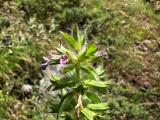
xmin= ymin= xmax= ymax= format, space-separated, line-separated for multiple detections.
xmin=0 ymin=0 xmax=160 ymax=120
xmin=44 ymin=27 xmax=111 ymax=120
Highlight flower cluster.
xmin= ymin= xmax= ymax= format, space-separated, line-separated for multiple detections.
xmin=41 ymin=54 xmax=68 ymax=70
xmin=60 ymin=54 xmax=68 ymax=65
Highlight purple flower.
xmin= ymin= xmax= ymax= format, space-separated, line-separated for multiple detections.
xmin=60 ymin=54 xmax=68 ymax=65
xmin=41 ymin=62 xmax=48 ymax=70
xmin=41 ymin=56 xmax=49 ymax=70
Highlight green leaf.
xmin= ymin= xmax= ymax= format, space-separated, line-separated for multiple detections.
xmin=84 ymin=80 xmax=110 ymax=88
xmin=61 ymin=94 xmax=76 ymax=112
xmin=51 ymin=75 xmax=61 ymax=83
xmin=87 ymin=103 xmax=109 ymax=111
xmin=56 ymin=45 xmax=69 ymax=54
xmin=51 ymin=75 xmax=76 ymax=90
xmin=77 ymin=30 xmax=85 ymax=49
xmin=66 ymin=52 xmax=77 ymax=63
xmin=56 ymin=91 xmax=75 ymax=120
xmin=95 ymin=65 xmax=105 ymax=76
xmin=72 ymin=25 xmax=85 ymax=50
xmin=81 ymin=108 xmax=97 ymax=120
xmin=48 ymin=98 xmax=59 ymax=113
xmin=64 ymin=114 xmax=74 ymax=120
xmin=50 ymin=59 xmax=60 ymax=65
xmin=85 ymin=44 xmax=97 ymax=57
xmin=77 ymin=42 xmax=88 ymax=62
xmin=62 ymin=64 xmax=76 ymax=73
xmin=86 ymin=92 xmax=101 ymax=103
xmin=80 ymin=65 xmax=99 ymax=80
xmin=71 ymin=24 xmax=78 ymax=40
xmin=60 ymin=31 xmax=76 ymax=49
xmin=76 ymin=84 xmax=85 ymax=94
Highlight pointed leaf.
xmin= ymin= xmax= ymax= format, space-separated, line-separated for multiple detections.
xmin=50 ymin=59 xmax=60 ymax=65
xmin=48 ymin=98 xmax=59 ymax=113
xmin=87 ymin=103 xmax=109 ymax=111
xmin=60 ymin=94 xmax=76 ymax=112
xmin=56 ymin=91 xmax=75 ymax=120
xmin=84 ymin=80 xmax=110 ymax=88
xmin=80 ymin=65 xmax=99 ymax=80
xmin=86 ymin=92 xmax=101 ymax=103
xmin=72 ymin=24 xmax=78 ymax=40
xmin=77 ymin=42 xmax=88 ymax=62
xmin=51 ymin=75 xmax=76 ymax=90
xmin=77 ymin=30 xmax=85 ymax=49
xmin=56 ymin=45 xmax=69 ymax=54
xmin=95 ymin=65 xmax=105 ymax=76
xmin=60 ymin=32 xmax=76 ymax=49
xmin=81 ymin=108 xmax=97 ymax=120
xmin=72 ymin=25 xmax=85 ymax=50
xmin=51 ymin=75 xmax=61 ymax=83
xmin=62 ymin=64 xmax=76 ymax=73
xmin=85 ymin=44 xmax=97 ymax=57
xmin=64 ymin=114 xmax=74 ymax=120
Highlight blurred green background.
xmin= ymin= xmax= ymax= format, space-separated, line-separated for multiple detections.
xmin=0 ymin=0 xmax=160 ymax=119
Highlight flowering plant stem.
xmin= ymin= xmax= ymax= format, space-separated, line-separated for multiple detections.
xmin=75 ymin=63 xmax=83 ymax=119
xmin=46 ymin=27 xmax=110 ymax=120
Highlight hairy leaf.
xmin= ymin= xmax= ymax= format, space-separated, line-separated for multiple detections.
xmin=60 ymin=31 xmax=76 ymax=49
xmin=62 ymin=64 xmax=76 ymax=73
xmin=85 ymin=44 xmax=97 ymax=57
xmin=80 ymin=65 xmax=99 ymax=80
xmin=84 ymin=80 xmax=110 ymax=88
xmin=56 ymin=45 xmax=70 ymax=54
xmin=86 ymin=92 xmax=101 ymax=103
xmin=95 ymin=65 xmax=105 ymax=76
xmin=51 ymin=75 xmax=76 ymax=90
xmin=57 ymin=91 xmax=75 ymax=120
xmin=87 ymin=103 xmax=109 ymax=111
xmin=81 ymin=108 xmax=97 ymax=120
xmin=77 ymin=30 xmax=85 ymax=49
xmin=77 ymin=42 xmax=88 ymax=62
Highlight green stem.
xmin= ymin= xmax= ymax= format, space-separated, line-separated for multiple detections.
xmin=76 ymin=64 xmax=80 ymax=82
